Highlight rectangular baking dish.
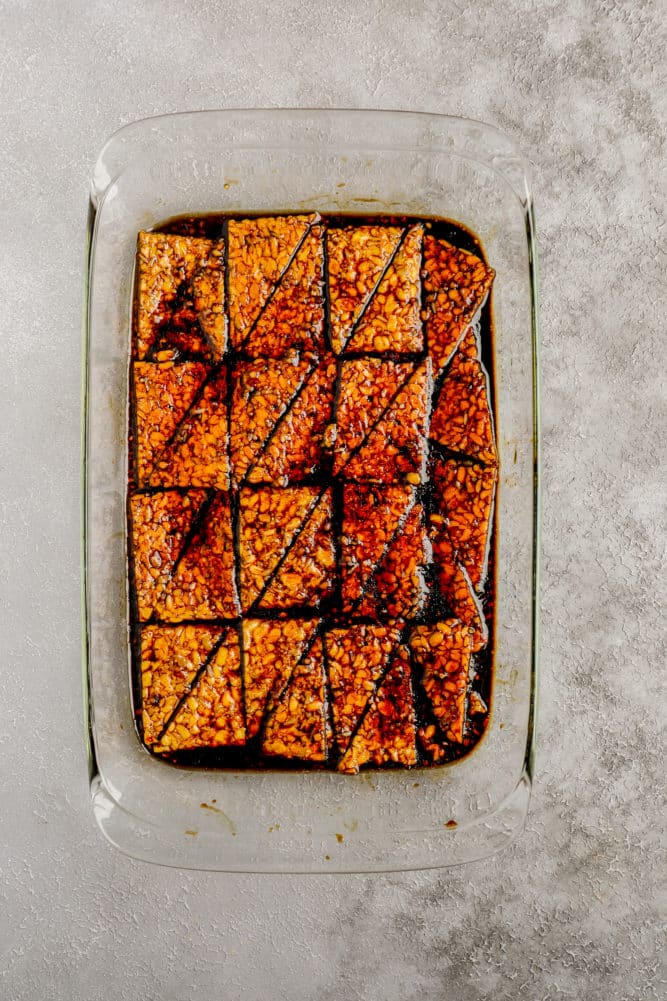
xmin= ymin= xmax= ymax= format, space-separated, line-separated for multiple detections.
xmin=82 ymin=108 xmax=540 ymax=871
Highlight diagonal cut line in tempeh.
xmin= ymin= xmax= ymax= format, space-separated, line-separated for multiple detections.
xmin=338 ymin=228 xmax=408 ymax=353
xmin=344 ymin=489 xmax=417 ymax=618
xmin=235 ymin=218 xmax=318 ymax=352
xmin=241 ymin=357 xmax=320 ymax=485
xmin=152 ymin=627 xmax=229 ymax=743
xmin=247 ymin=488 xmax=330 ymax=612
xmin=326 ymin=623 xmax=403 ymax=754
xmin=334 ymin=362 xmax=423 ymax=476
xmin=243 ymin=618 xmax=320 ymax=739
xmin=337 ymin=632 xmax=417 ymax=773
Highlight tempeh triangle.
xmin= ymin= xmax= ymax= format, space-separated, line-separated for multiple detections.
xmin=239 ymin=486 xmax=324 ymax=611
xmin=246 ymin=357 xmax=337 ymax=486
xmin=326 ymin=624 xmax=403 ymax=753
xmin=136 ymin=232 xmax=225 ymax=360
xmin=410 ymin=621 xmax=472 ymax=743
xmin=230 ymin=353 xmax=313 ymax=485
xmin=342 ymin=359 xmax=431 ymax=482
xmin=422 ymin=236 xmax=495 ymax=373
xmin=243 ymin=619 xmax=319 ymax=739
xmin=243 ymin=224 xmax=325 ymax=356
xmin=327 ymin=225 xmax=403 ymax=354
xmin=156 ymin=492 xmax=238 ymax=620
xmin=430 ymin=341 xmax=497 ymax=466
xmin=140 ymin=624 xmax=222 ymax=746
xmin=340 ymin=484 xmax=409 ymax=613
xmin=258 ymin=490 xmax=334 ymax=611
xmin=133 ymin=361 xmax=208 ymax=485
xmin=129 ymin=490 xmax=208 ymax=621
xmin=433 ymin=460 xmax=497 ymax=591
xmin=227 ymin=215 xmax=315 ymax=347
xmin=262 ymin=636 xmax=327 ymax=762
xmin=361 ymin=502 xmax=428 ymax=620
xmin=428 ymin=518 xmax=487 ymax=652
xmin=333 ymin=358 xmax=416 ymax=474
xmin=147 ymin=367 xmax=230 ymax=489
xmin=346 ymin=225 xmax=423 ymax=354
xmin=156 ymin=629 xmax=245 ymax=751
xmin=337 ymin=647 xmax=416 ymax=773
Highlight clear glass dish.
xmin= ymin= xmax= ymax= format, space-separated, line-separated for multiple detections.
xmin=82 ymin=109 xmax=540 ymax=872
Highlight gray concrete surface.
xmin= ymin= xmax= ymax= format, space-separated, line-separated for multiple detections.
xmin=1 ymin=1 xmax=665 ymax=998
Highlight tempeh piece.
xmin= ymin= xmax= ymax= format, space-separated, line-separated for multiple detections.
xmin=343 ymin=360 xmax=431 ymax=483
xmin=338 ymin=647 xmax=417 ymax=773
xmin=129 ymin=490 xmax=207 ymax=622
xmin=422 ymin=236 xmax=494 ymax=373
xmin=333 ymin=358 xmax=430 ymax=481
xmin=328 ymin=225 xmax=423 ymax=354
xmin=427 ymin=515 xmax=487 ymax=652
xmin=262 ymin=636 xmax=327 ymax=762
xmin=433 ymin=460 xmax=497 ymax=591
xmin=156 ymin=628 xmax=245 ymax=751
xmin=227 ymin=215 xmax=321 ymax=352
xmin=133 ymin=361 xmax=208 ymax=485
xmin=156 ymin=492 xmax=239 ymax=621
xmin=326 ymin=624 xmax=403 ymax=753
xmin=327 ymin=225 xmax=403 ymax=354
xmin=230 ymin=353 xmax=313 ymax=485
xmin=430 ymin=339 xmax=497 ymax=465
xmin=340 ymin=484 xmax=427 ymax=619
xmin=410 ymin=620 xmax=472 ymax=744
xmin=245 ymin=357 xmax=337 ymax=486
xmin=147 ymin=366 xmax=230 ymax=489
xmin=243 ymin=224 xmax=325 ymax=356
xmin=259 ymin=492 xmax=335 ymax=611
xmin=136 ymin=231 xmax=225 ymax=360
xmin=140 ymin=624 xmax=222 ymax=745
xmin=242 ymin=619 xmax=319 ymax=739
xmin=239 ymin=487 xmax=334 ymax=612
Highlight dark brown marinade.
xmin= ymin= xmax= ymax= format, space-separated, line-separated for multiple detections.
xmin=128 ymin=212 xmax=498 ymax=772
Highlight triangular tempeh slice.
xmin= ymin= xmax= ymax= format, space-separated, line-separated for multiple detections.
xmin=156 ymin=492 xmax=238 ymax=620
xmin=242 ymin=223 xmax=325 ymax=356
xmin=433 ymin=459 xmax=497 ymax=591
xmin=230 ymin=353 xmax=314 ymax=485
xmin=238 ymin=486 xmax=328 ymax=611
xmin=258 ymin=490 xmax=335 ymax=611
xmin=430 ymin=339 xmax=497 ymax=466
xmin=140 ymin=624 xmax=222 ymax=746
xmin=227 ymin=215 xmax=315 ymax=348
xmin=337 ymin=646 xmax=416 ymax=773
xmin=340 ymin=484 xmax=427 ymax=620
xmin=327 ymin=225 xmax=403 ymax=354
xmin=326 ymin=624 xmax=403 ymax=754
xmin=156 ymin=628 xmax=245 ymax=752
xmin=344 ymin=225 xmax=423 ymax=354
xmin=242 ymin=619 xmax=320 ymax=739
xmin=342 ymin=359 xmax=431 ymax=483
xmin=147 ymin=366 xmax=230 ymax=489
xmin=410 ymin=620 xmax=472 ymax=744
xmin=340 ymin=484 xmax=409 ymax=613
xmin=133 ymin=361 xmax=208 ymax=485
xmin=129 ymin=490 xmax=208 ymax=621
xmin=136 ymin=232 xmax=225 ymax=360
xmin=333 ymin=358 xmax=417 ymax=475
xmin=422 ymin=236 xmax=494 ymax=373
xmin=262 ymin=636 xmax=327 ymax=762
xmin=427 ymin=517 xmax=487 ymax=652
xmin=246 ymin=357 xmax=337 ymax=486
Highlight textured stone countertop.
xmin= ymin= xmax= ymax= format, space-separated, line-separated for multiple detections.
xmin=1 ymin=2 xmax=664 ymax=999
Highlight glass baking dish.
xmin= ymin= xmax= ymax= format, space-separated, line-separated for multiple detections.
xmin=82 ymin=109 xmax=540 ymax=871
